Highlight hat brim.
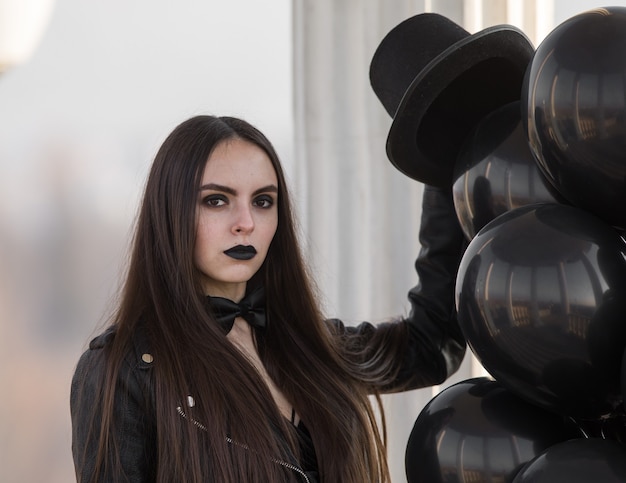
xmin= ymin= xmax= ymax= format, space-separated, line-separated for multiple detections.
xmin=387 ymin=25 xmax=534 ymax=187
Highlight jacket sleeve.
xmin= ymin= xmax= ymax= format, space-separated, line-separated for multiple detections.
xmin=401 ymin=184 xmax=467 ymax=388
xmin=70 ymin=330 xmax=157 ymax=483
xmin=331 ymin=185 xmax=467 ymax=393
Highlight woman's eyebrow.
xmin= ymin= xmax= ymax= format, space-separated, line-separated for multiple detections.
xmin=198 ymin=183 xmax=236 ymax=195
xmin=253 ymin=185 xmax=278 ymax=196
xmin=198 ymin=183 xmax=278 ymax=196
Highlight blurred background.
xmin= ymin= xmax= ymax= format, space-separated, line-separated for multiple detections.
xmin=0 ymin=0 xmax=621 ymax=481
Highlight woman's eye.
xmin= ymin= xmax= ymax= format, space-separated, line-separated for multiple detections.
xmin=254 ymin=196 xmax=274 ymax=209
xmin=203 ymin=195 xmax=227 ymax=207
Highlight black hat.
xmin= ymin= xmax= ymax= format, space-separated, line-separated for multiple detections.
xmin=370 ymin=13 xmax=534 ymax=187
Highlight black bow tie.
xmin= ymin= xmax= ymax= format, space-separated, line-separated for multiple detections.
xmin=207 ymin=286 xmax=266 ymax=332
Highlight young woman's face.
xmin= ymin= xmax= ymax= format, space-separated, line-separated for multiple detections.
xmin=194 ymin=138 xmax=278 ymax=299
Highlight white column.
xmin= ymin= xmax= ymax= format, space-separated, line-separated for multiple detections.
xmin=464 ymin=0 xmax=484 ymax=31
xmin=292 ymin=0 xmax=427 ymax=325
xmin=292 ymin=2 xmax=440 ymax=482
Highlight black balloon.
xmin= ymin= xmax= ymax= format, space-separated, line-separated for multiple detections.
xmin=512 ymin=438 xmax=626 ymax=482
xmin=453 ymin=101 xmax=562 ymax=241
xmin=621 ymin=345 xmax=626 ymax=413
xmin=405 ymin=377 xmax=581 ymax=483
xmin=455 ymin=203 xmax=626 ymax=419
xmin=523 ymin=7 xmax=626 ymax=230
xmin=574 ymin=410 xmax=626 ymax=444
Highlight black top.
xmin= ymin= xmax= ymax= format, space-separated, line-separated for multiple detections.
xmin=294 ymin=420 xmax=319 ymax=482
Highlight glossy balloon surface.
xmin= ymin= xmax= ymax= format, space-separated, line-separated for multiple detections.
xmin=512 ymin=438 xmax=626 ymax=482
xmin=523 ymin=7 xmax=626 ymax=230
xmin=453 ymin=102 xmax=561 ymax=240
xmin=574 ymin=411 xmax=626 ymax=444
xmin=455 ymin=203 xmax=626 ymax=418
xmin=406 ymin=377 xmax=581 ymax=483
xmin=621 ymin=345 xmax=626 ymax=413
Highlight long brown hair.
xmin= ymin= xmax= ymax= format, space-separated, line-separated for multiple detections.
xmin=84 ymin=115 xmax=405 ymax=482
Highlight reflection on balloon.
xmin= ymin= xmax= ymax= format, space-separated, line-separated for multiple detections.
xmin=512 ymin=438 xmax=626 ymax=483
xmin=523 ymin=7 xmax=626 ymax=230
xmin=405 ymin=377 xmax=581 ymax=483
xmin=453 ymin=101 xmax=561 ymax=240
xmin=455 ymin=203 xmax=626 ymax=419
xmin=574 ymin=410 xmax=626 ymax=445
xmin=621 ymin=345 xmax=626 ymax=414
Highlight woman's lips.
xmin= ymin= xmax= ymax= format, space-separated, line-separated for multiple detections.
xmin=224 ymin=245 xmax=257 ymax=260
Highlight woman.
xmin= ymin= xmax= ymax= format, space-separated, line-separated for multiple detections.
xmin=70 ymin=115 xmax=466 ymax=482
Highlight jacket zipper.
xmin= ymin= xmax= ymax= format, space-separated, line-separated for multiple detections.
xmin=177 ymin=406 xmax=311 ymax=483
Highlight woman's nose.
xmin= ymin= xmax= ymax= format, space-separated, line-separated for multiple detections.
xmin=232 ymin=205 xmax=254 ymax=234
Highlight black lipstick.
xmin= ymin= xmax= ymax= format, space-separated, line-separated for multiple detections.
xmin=224 ymin=245 xmax=257 ymax=260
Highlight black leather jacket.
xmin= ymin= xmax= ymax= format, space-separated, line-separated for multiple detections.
xmin=70 ymin=185 xmax=466 ymax=482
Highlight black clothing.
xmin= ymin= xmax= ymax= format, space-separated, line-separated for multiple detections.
xmin=207 ymin=286 xmax=266 ymax=332
xmin=70 ymin=185 xmax=466 ymax=482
